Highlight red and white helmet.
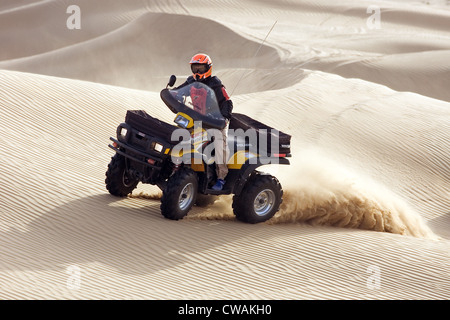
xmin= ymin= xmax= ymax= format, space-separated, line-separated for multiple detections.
xmin=190 ymin=53 xmax=213 ymax=80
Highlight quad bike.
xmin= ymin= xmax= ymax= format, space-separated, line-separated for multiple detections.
xmin=106 ymin=75 xmax=291 ymax=223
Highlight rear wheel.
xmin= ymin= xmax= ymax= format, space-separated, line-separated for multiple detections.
xmin=105 ymin=154 xmax=139 ymax=196
xmin=232 ymin=173 xmax=283 ymax=223
xmin=161 ymin=168 xmax=198 ymax=220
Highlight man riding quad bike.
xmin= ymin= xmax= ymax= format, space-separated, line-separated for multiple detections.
xmin=105 ymin=75 xmax=291 ymax=223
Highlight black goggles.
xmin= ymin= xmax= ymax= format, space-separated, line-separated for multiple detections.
xmin=191 ymin=63 xmax=210 ymax=74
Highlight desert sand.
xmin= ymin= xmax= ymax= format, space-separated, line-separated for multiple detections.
xmin=0 ymin=0 xmax=449 ymax=300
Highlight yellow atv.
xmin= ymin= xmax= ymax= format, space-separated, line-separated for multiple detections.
xmin=106 ymin=76 xmax=291 ymax=223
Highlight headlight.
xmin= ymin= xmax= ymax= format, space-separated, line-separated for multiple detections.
xmin=153 ymin=142 xmax=163 ymax=153
xmin=120 ymin=127 xmax=128 ymax=138
xmin=117 ymin=125 xmax=130 ymax=142
xmin=174 ymin=114 xmax=190 ymax=128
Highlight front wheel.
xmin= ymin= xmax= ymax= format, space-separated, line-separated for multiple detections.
xmin=232 ymin=173 xmax=283 ymax=224
xmin=105 ymin=153 xmax=139 ymax=197
xmin=160 ymin=168 xmax=198 ymax=220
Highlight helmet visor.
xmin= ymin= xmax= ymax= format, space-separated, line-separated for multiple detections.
xmin=191 ymin=63 xmax=209 ymax=74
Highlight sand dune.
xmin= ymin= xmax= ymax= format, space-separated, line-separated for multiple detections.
xmin=0 ymin=9 xmax=279 ymax=92
xmin=0 ymin=0 xmax=449 ymax=300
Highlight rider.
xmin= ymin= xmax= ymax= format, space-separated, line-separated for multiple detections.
xmin=175 ymin=53 xmax=233 ymax=191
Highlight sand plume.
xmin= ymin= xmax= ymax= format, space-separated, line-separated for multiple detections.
xmin=271 ymin=150 xmax=438 ymax=239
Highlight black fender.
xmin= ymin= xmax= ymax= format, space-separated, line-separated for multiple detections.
xmin=232 ymin=157 xmax=290 ymax=196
